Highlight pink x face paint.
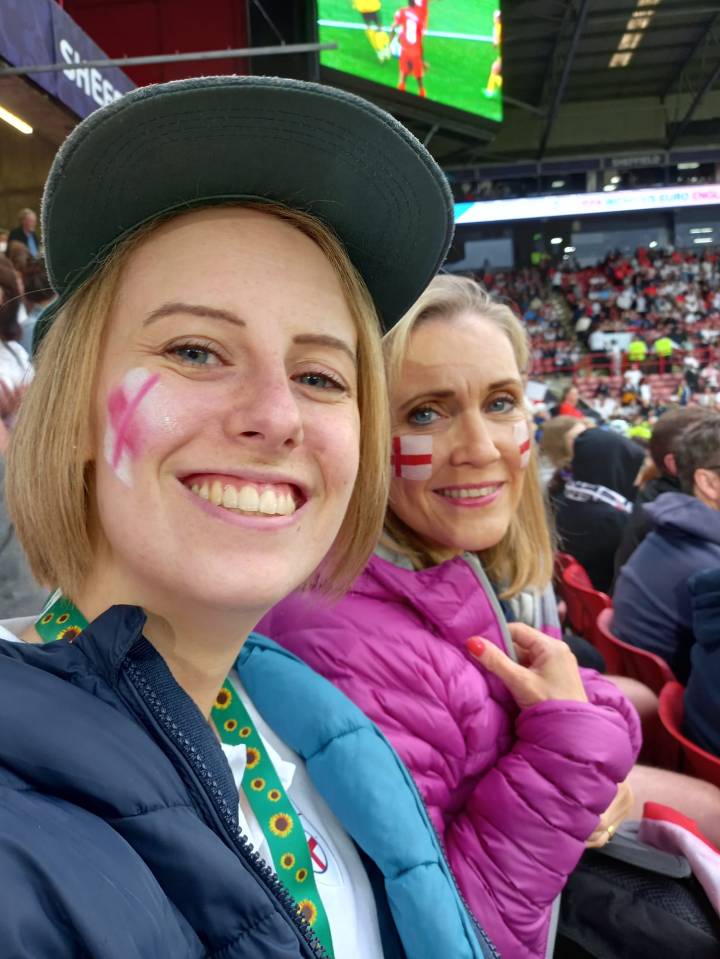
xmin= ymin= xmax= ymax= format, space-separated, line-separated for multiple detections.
xmin=391 ymin=434 xmax=433 ymax=480
xmin=513 ymin=418 xmax=531 ymax=469
xmin=104 ymin=367 xmax=160 ymax=485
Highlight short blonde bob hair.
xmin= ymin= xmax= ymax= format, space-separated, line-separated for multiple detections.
xmin=7 ymin=202 xmax=389 ymax=599
xmin=382 ymin=273 xmax=553 ymax=597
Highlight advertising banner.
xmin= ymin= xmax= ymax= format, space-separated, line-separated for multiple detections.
xmin=455 ymin=184 xmax=720 ymax=225
xmin=0 ymin=0 xmax=134 ymax=119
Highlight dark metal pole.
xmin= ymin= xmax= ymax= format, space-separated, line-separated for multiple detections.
xmin=537 ymin=0 xmax=591 ymax=161
xmin=0 ymin=42 xmax=336 ymax=78
xmin=666 ymin=57 xmax=720 ymax=150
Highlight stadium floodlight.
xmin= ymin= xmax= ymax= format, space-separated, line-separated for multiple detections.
xmin=603 ymin=184 xmax=617 ymax=192
xmin=610 ymin=175 xmax=621 ymax=184
xmin=649 ymin=241 xmax=658 ymax=248
xmin=564 ymin=246 xmax=576 ymax=253
xmin=551 ymin=180 xmax=565 ymax=188
xmin=550 ymin=237 xmax=563 ymax=245
xmin=0 ymin=104 xmax=32 ymax=135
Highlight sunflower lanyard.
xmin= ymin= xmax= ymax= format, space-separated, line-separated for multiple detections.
xmin=35 ymin=596 xmax=335 ymax=958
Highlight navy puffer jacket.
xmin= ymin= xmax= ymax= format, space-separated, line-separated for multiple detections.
xmin=0 ymin=605 xmax=495 ymax=959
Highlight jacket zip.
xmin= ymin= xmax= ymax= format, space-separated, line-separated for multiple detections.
xmin=413 ymin=787 xmax=500 ymax=959
xmin=123 ymin=658 xmax=328 ymax=959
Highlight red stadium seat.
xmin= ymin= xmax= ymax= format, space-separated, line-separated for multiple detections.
xmin=658 ymin=682 xmax=720 ymax=789
xmin=595 ymin=608 xmax=676 ymax=693
xmin=558 ymin=561 xmax=611 ymax=642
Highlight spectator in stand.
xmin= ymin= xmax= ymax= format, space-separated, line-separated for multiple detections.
xmin=0 ymin=259 xmax=33 ymax=392
xmin=612 ymin=413 xmax=720 ymax=682
xmin=590 ymin=381 xmax=618 ymax=422
xmin=558 ymin=384 xmax=584 ymax=419
xmin=538 ymin=414 xmax=588 ymax=489
xmin=614 ymin=407 xmax=706 ymax=574
xmin=654 ymin=329 xmax=679 ymax=373
xmin=552 ymin=428 xmax=644 ymax=593
xmin=0 ymin=381 xmax=45 ymax=616
xmin=19 ymin=260 xmax=55 ymax=354
xmin=0 ymin=229 xmax=7 ymax=255
xmin=259 ymin=275 xmax=642 ymax=959
xmin=7 ymin=208 xmax=39 ymax=258
xmin=685 ymin=567 xmax=720 ymax=758
xmin=627 ymin=334 xmax=647 ymax=366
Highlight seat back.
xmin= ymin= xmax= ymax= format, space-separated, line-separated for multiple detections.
xmin=559 ymin=561 xmax=611 ymax=641
xmin=595 ymin=608 xmax=676 ymax=693
xmin=658 ymin=681 xmax=720 ymax=789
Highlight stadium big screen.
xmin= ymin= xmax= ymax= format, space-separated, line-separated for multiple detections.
xmin=316 ymin=1 xmax=503 ymax=122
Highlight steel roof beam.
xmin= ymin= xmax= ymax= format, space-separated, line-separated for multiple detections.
xmin=666 ymin=57 xmax=720 ymax=149
xmin=537 ymin=0 xmax=591 ymax=161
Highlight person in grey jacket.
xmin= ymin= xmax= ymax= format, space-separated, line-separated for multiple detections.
xmin=613 ymin=412 xmax=720 ymax=682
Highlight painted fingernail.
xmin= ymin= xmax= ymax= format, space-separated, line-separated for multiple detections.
xmin=466 ymin=637 xmax=485 ymax=657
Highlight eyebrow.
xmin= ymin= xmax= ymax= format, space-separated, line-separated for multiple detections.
xmin=293 ymin=334 xmax=357 ymax=368
xmin=399 ymin=378 xmax=523 ymax=410
xmin=142 ymin=303 xmax=356 ymax=366
xmin=143 ymin=302 xmax=246 ymax=327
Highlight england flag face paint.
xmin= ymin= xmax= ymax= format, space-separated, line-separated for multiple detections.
xmin=391 ymin=434 xmax=433 ymax=480
xmin=104 ymin=367 xmax=160 ymax=485
xmin=513 ymin=418 xmax=531 ymax=469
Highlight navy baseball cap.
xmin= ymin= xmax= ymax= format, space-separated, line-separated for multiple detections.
xmin=36 ymin=74 xmax=454 ymax=346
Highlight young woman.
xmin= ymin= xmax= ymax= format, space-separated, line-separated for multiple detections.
xmin=0 ymin=77 xmax=496 ymax=959
xmin=260 ymin=275 xmax=642 ymax=959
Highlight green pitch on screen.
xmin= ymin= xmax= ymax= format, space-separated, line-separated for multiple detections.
xmin=317 ymin=0 xmax=503 ymax=123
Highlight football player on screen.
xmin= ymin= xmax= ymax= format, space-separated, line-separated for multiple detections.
xmin=353 ymin=0 xmax=392 ymax=61
xmin=484 ymin=9 xmax=503 ymax=97
xmin=390 ymin=0 xmax=427 ymax=97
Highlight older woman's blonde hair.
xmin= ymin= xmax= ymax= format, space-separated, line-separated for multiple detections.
xmin=7 ymin=202 xmax=389 ymax=600
xmin=382 ymin=273 xmax=553 ymax=597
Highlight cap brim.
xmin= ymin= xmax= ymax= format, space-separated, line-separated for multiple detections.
xmin=41 ymin=75 xmax=454 ymax=336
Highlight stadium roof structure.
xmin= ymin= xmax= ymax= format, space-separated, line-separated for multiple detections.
xmin=389 ymin=0 xmax=720 ymax=171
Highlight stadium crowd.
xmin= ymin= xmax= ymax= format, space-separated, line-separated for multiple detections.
xmin=0 ymin=78 xmax=719 ymax=959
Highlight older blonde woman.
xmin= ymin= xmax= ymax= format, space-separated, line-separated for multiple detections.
xmin=0 ymin=78 xmax=496 ymax=959
xmin=260 ymin=275 xmax=641 ymax=959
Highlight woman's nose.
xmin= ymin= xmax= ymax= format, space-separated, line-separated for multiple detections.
xmin=448 ymin=412 xmax=502 ymax=468
xmin=223 ymin=363 xmax=304 ymax=453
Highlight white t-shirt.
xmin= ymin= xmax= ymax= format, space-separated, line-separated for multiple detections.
xmin=0 ymin=626 xmax=384 ymax=958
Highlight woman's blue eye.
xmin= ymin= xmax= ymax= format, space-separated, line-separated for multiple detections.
xmin=409 ymin=407 xmax=439 ymax=425
xmin=172 ymin=345 xmax=218 ymax=366
xmin=488 ymin=395 xmax=517 ymax=414
xmin=297 ymin=372 xmax=343 ymax=391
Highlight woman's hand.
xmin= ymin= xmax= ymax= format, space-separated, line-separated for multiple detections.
xmin=466 ymin=623 xmax=588 ymax=709
xmin=586 ymin=779 xmax=634 ymax=847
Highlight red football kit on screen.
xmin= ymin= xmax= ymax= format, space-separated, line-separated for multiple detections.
xmin=394 ymin=7 xmax=425 ymax=78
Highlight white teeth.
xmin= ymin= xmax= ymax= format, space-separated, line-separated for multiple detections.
xmin=222 ymin=485 xmax=238 ymax=509
xmin=439 ymin=486 xmax=499 ymax=499
xmin=237 ymin=485 xmax=260 ymax=512
xmin=259 ymin=489 xmax=278 ymax=515
xmin=188 ymin=480 xmax=297 ymax=516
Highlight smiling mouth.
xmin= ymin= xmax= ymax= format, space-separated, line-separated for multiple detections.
xmin=435 ymin=484 xmax=503 ymax=500
xmin=184 ymin=478 xmax=302 ymax=516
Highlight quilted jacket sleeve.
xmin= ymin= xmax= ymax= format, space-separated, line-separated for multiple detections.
xmin=444 ymin=686 xmax=641 ymax=958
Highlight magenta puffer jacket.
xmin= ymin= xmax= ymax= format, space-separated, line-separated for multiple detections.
xmin=258 ymin=549 xmax=641 ymax=959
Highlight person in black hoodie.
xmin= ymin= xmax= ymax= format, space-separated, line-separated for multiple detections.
xmin=553 ymin=427 xmax=644 ymax=593
xmin=614 ymin=407 xmax=707 ymax=576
